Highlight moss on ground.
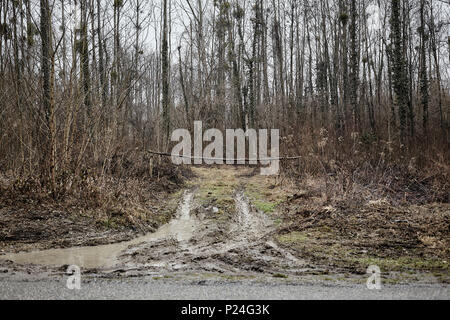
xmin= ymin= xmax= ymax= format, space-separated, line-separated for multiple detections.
xmin=192 ymin=167 xmax=239 ymax=215
xmin=244 ymin=179 xmax=288 ymax=215
xmin=277 ymin=229 xmax=450 ymax=273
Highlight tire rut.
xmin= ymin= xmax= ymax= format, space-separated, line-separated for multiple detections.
xmin=118 ymin=188 xmax=315 ymax=276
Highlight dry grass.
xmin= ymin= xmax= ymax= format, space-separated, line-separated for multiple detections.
xmin=0 ymin=157 xmax=192 ymax=230
xmin=280 ymin=125 xmax=449 ymax=206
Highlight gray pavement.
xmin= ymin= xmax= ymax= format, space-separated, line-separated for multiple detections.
xmin=1 ymin=277 xmax=448 ymax=300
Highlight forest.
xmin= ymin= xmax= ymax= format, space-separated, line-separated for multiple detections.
xmin=0 ymin=0 xmax=449 ymax=196
xmin=0 ymin=1 xmax=449 ymax=297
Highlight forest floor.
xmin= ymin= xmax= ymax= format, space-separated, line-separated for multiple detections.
xmin=0 ymin=166 xmax=448 ymax=285
xmin=0 ymin=166 xmax=190 ymax=254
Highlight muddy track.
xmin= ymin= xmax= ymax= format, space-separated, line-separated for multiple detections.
xmin=1 ymin=166 xmax=448 ymax=284
xmin=118 ymin=188 xmax=315 ymax=276
xmin=0 ymin=174 xmax=319 ymax=277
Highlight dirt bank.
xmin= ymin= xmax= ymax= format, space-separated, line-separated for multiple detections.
xmin=0 ymin=166 xmax=190 ymax=254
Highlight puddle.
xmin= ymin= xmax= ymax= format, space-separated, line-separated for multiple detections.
xmin=0 ymin=191 xmax=197 ymax=269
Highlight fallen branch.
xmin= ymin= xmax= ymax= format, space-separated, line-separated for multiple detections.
xmin=146 ymin=150 xmax=302 ymax=162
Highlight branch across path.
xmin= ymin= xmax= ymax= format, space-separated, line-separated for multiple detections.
xmin=147 ymin=150 xmax=302 ymax=162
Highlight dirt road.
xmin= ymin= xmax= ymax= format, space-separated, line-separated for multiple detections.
xmin=0 ymin=166 xmax=448 ymax=299
xmin=0 ymin=167 xmax=314 ymax=277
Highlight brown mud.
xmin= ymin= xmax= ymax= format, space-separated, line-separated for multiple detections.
xmin=0 ymin=166 xmax=448 ymax=283
xmin=118 ymin=189 xmax=314 ymax=276
xmin=0 ymin=175 xmax=186 ymax=254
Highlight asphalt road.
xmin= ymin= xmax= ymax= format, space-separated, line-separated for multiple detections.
xmin=0 ymin=277 xmax=448 ymax=300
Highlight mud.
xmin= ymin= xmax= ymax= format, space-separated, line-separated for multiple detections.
xmin=117 ymin=189 xmax=315 ymax=276
xmin=0 ymin=164 xmax=191 ymax=254
xmin=276 ymin=183 xmax=450 ymax=276
xmin=0 ymin=166 xmax=447 ymax=282
xmin=0 ymin=207 xmax=140 ymax=254
xmin=0 ymin=168 xmax=317 ymax=278
xmin=0 ymin=191 xmax=198 ymax=269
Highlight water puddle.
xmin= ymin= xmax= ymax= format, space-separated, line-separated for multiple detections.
xmin=0 ymin=191 xmax=196 ymax=269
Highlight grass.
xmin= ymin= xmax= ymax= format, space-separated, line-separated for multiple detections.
xmin=348 ymin=256 xmax=449 ymax=271
xmin=190 ymin=166 xmax=291 ymax=216
xmin=277 ymin=230 xmax=450 ymax=273
xmin=252 ymin=199 xmax=283 ymax=213
xmin=277 ymin=231 xmax=310 ymax=244
xmin=192 ymin=167 xmax=239 ymax=215
xmin=243 ymin=178 xmax=289 ymax=215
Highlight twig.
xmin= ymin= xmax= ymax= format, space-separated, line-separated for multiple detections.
xmin=146 ymin=150 xmax=302 ymax=162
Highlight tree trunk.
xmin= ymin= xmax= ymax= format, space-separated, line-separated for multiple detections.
xmin=162 ymin=0 xmax=170 ymax=147
xmin=40 ymin=0 xmax=56 ymax=193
